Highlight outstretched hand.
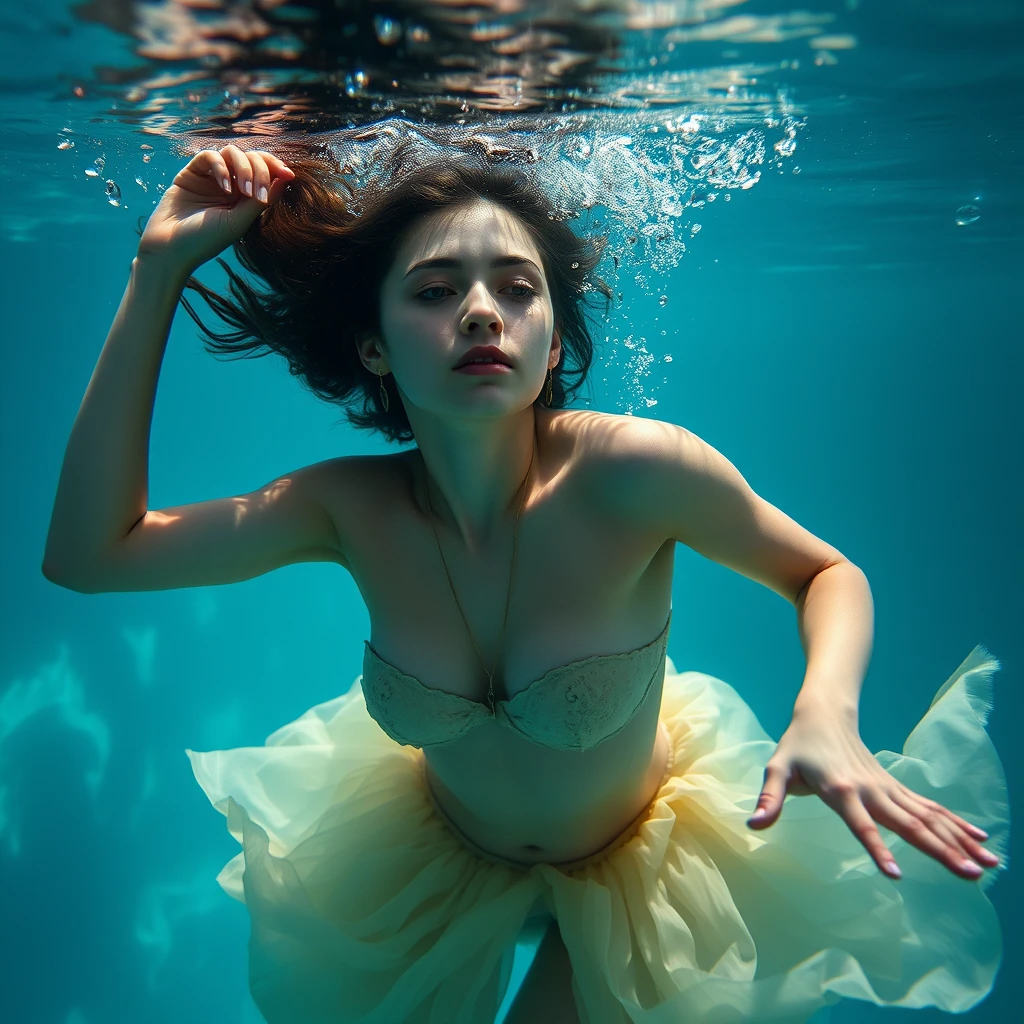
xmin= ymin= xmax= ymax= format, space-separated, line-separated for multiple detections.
xmin=748 ymin=707 xmax=1001 ymax=881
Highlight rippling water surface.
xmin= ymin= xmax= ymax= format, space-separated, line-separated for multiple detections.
xmin=5 ymin=1 xmax=1020 ymax=407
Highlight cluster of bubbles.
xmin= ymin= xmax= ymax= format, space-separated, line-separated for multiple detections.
xmin=282 ymin=109 xmax=800 ymax=414
xmin=297 ymin=106 xmax=802 ymax=262
xmin=56 ymin=99 xmax=804 ymax=414
xmin=60 ymin=128 xmax=167 ymax=211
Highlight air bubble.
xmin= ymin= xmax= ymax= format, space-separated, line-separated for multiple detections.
xmin=955 ymin=204 xmax=980 ymax=226
xmin=345 ymin=70 xmax=368 ymax=97
xmin=658 ymin=295 xmax=667 ymax=306
xmin=57 ymin=139 xmax=75 ymax=150
xmin=104 ymin=180 xmax=122 ymax=206
xmin=373 ymin=15 xmax=402 ymax=45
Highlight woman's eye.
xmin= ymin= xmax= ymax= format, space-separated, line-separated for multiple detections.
xmin=507 ymin=282 xmax=537 ymax=298
xmin=418 ymin=285 xmax=451 ymax=301
xmin=416 ymin=282 xmax=537 ymax=302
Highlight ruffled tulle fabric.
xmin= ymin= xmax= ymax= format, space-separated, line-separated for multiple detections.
xmin=187 ymin=647 xmax=1009 ymax=1024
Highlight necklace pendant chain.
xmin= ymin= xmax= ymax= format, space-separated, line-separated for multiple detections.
xmin=422 ymin=429 xmax=536 ymax=716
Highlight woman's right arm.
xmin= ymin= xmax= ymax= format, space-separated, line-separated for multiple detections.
xmin=41 ymin=147 xmax=346 ymax=594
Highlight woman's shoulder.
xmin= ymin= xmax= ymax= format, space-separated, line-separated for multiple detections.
xmin=307 ymin=410 xmax=693 ymax=524
xmin=540 ymin=407 xmax=693 ymax=525
xmin=543 ymin=407 xmax=690 ymax=476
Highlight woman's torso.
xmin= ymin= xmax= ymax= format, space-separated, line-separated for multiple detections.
xmin=321 ymin=407 xmax=676 ymax=864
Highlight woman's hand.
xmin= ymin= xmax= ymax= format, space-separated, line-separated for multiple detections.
xmin=748 ymin=707 xmax=1001 ymax=881
xmin=136 ymin=145 xmax=296 ymax=276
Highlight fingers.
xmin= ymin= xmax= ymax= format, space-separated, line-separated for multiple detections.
xmin=182 ymin=146 xmax=295 ymax=204
xmin=834 ymin=788 xmax=903 ymax=878
xmin=173 ymin=149 xmax=233 ymax=195
xmin=914 ymin=793 xmax=990 ymax=843
xmin=221 ymin=146 xmax=271 ymax=203
xmin=747 ymin=761 xmax=789 ymax=828
xmin=845 ymin=784 xmax=1000 ymax=881
xmin=887 ymin=786 xmax=1001 ymax=874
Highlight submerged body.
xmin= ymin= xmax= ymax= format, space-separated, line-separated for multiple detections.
xmin=335 ymin=407 xmax=674 ymax=866
xmin=45 ymin=146 xmax=1008 ymax=1022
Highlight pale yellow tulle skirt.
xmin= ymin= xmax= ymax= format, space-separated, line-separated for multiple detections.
xmin=187 ymin=648 xmax=1009 ymax=1023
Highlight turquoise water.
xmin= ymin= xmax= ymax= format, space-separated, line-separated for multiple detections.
xmin=1 ymin=1 xmax=1019 ymax=1022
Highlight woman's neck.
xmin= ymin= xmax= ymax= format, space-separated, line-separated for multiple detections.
xmin=411 ymin=408 xmax=539 ymax=551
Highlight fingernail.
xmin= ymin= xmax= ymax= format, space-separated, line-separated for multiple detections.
xmin=258 ymin=185 xmax=268 ymax=203
xmin=972 ymin=826 xmax=989 ymax=840
xmin=885 ymin=860 xmax=901 ymax=878
xmin=221 ymin=178 xmax=231 ymax=192
xmin=962 ymin=860 xmax=983 ymax=876
xmin=978 ymin=850 xmax=1000 ymax=866
xmin=244 ymin=180 xmax=252 ymax=196
xmin=747 ymin=808 xmax=766 ymax=825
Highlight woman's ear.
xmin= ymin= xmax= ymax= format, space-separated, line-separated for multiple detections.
xmin=355 ymin=331 xmax=388 ymax=374
xmin=548 ymin=329 xmax=562 ymax=369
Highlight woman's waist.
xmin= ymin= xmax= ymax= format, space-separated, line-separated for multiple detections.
xmin=419 ymin=721 xmax=672 ymax=868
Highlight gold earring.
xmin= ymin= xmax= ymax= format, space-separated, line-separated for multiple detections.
xmin=545 ymin=367 xmax=553 ymax=406
xmin=378 ymin=369 xmax=390 ymax=412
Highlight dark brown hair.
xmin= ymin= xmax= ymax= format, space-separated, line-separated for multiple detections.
xmin=178 ymin=140 xmax=614 ymax=443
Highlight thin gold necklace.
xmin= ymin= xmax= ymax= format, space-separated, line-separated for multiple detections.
xmin=421 ymin=426 xmax=536 ymax=715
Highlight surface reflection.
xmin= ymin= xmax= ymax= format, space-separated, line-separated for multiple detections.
xmin=68 ymin=0 xmax=842 ymax=130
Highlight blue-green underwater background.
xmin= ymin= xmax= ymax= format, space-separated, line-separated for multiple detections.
xmin=1 ymin=1 xmax=1021 ymax=1022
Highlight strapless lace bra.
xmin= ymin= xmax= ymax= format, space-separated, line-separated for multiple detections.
xmin=360 ymin=612 xmax=672 ymax=752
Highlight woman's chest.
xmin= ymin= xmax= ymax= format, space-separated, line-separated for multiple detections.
xmin=348 ymin=471 xmax=675 ymax=705
xmin=338 ymin=448 xmax=678 ymax=861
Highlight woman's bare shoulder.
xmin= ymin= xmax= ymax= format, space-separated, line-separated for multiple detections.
xmin=543 ymin=407 xmax=689 ymax=469
xmin=306 ymin=450 xmax=418 ymax=551
xmin=546 ymin=408 xmax=694 ymax=527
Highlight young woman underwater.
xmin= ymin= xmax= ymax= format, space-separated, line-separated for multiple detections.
xmin=43 ymin=144 xmax=1008 ymax=1024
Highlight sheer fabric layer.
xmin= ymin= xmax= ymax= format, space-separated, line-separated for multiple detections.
xmin=187 ymin=646 xmax=1008 ymax=1024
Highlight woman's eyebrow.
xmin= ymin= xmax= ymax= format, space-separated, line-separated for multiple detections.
xmin=404 ymin=255 xmax=542 ymax=279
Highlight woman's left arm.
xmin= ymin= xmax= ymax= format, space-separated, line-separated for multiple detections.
xmin=757 ymin=560 xmax=997 ymax=881
xmin=613 ymin=417 xmax=999 ymax=881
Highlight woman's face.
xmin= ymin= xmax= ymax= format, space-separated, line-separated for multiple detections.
xmin=375 ymin=199 xmax=560 ymax=423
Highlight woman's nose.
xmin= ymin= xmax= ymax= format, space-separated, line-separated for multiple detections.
xmin=460 ymin=286 xmax=503 ymax=335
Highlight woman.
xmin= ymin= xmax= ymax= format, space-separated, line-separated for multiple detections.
xmin=43 ymin=144 xmax=1007 ymax=1024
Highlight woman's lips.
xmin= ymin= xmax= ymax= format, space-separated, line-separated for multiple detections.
xmin=454 ymin=363 xmax=512 ymax=374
